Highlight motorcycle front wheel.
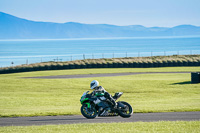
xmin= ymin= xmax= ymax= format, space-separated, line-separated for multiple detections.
xmin=81 ymin=103 xmax=98 ymax=119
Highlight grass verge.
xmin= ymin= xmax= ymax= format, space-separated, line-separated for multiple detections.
xmin=0 ymin=121 xmax=200 ymax=133
xmin=3 ymin=66 xmax=200 ymax=77
xmin=0 ymin=67 xmax=200 ymax=117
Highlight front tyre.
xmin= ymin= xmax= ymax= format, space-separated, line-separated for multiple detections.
xmin=118 ymin=101 xmax=133 ymax=118
xmin=81 ymin=103 xmax=97 ymax=119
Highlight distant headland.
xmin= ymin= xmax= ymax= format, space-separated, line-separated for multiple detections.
xmin=0 ymin=12 xmax=200 ymax=39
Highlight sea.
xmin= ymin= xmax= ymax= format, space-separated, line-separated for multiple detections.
xmin=0 ymin=36 xmax=200 ymax=67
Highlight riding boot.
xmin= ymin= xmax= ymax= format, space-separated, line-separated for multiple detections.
xmin=98 ymin=107 xmax=104 ymax=116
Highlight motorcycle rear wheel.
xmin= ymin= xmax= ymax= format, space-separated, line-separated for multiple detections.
xmin=81 ymin=103 xmax=98 ymax=119
xmin=118 ymin=101 xmax=133 ymax=118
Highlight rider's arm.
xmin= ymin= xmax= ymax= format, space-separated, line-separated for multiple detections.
xmin=91 ymin=91 xmax=95 ymax=96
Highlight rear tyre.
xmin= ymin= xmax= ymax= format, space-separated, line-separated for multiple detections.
xmin=118 ymin=101 xmax=133 ymax=118
xmin=81 ymin=103 xmax=97 ymax=119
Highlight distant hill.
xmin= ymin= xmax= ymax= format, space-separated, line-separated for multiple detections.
xmin=0 ymin=12 xmax=200 ymax=39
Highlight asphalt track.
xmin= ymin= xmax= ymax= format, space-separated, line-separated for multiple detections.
xmin=0 ymin=112 xmax=199 ymax=126
xmin=25 ymin=72 xmax=190 ymax=79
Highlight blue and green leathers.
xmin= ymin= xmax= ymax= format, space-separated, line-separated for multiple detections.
xmin=95 ymin=92 xmax=104 ymax=97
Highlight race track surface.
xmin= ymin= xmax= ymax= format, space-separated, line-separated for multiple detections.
xmin=1 ymin=112 xmax=199 ymax=126
xmin=25 ymin=72 xmax=189 ymax=79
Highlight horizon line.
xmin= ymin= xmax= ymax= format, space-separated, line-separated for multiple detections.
xmin=0 ymin=35 xmax=200 ymax=41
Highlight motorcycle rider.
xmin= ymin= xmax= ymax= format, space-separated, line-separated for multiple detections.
xmin=90 ymin=80 xmax=117 ymax=109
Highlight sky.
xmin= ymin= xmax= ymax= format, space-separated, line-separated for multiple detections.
xmin=0 ymin=0 xmax=200 ymax=27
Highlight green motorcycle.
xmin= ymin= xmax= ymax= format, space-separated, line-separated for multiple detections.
xmin=80 ymin=91 xmax=133 ymax=119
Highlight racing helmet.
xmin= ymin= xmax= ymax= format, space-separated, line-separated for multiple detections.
xmin=90 ymin=80 xmax=99 ymax=89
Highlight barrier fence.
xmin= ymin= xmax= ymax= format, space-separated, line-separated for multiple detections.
xmin=1 ymin=54 xmax=200 ymax=74
xmin=1 ymin=50 xmax=200 ymax=67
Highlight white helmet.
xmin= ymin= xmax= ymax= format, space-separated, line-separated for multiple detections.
xmin=90 ymin=80 xmax=99 ymax=89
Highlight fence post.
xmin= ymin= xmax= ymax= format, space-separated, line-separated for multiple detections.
xmin=11 ymin=62 xmax=14 ymax=67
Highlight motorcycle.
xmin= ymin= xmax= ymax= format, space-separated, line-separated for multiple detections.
xmin=80 ymin=91 xmax=133 ymax=119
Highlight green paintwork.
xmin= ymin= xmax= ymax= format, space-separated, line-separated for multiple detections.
xmin=85 ymin=103 xmax=91 ymax=108
xmin=80 ymin=98 xmax=89 ymax=104
xmin=80 ymin=97 xmax=90 ymax=108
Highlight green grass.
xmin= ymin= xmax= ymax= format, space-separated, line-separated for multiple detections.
xmin=0 ymin=67 xmax=200 ymax=117
xmin=3 ymin=66 xmax=200 ymax=77
xmin=0 ymin=121 xmax=200 ymax=133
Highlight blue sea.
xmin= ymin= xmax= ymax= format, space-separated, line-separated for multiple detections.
xmin=0 ymin=36 xmax=200 ymax=67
